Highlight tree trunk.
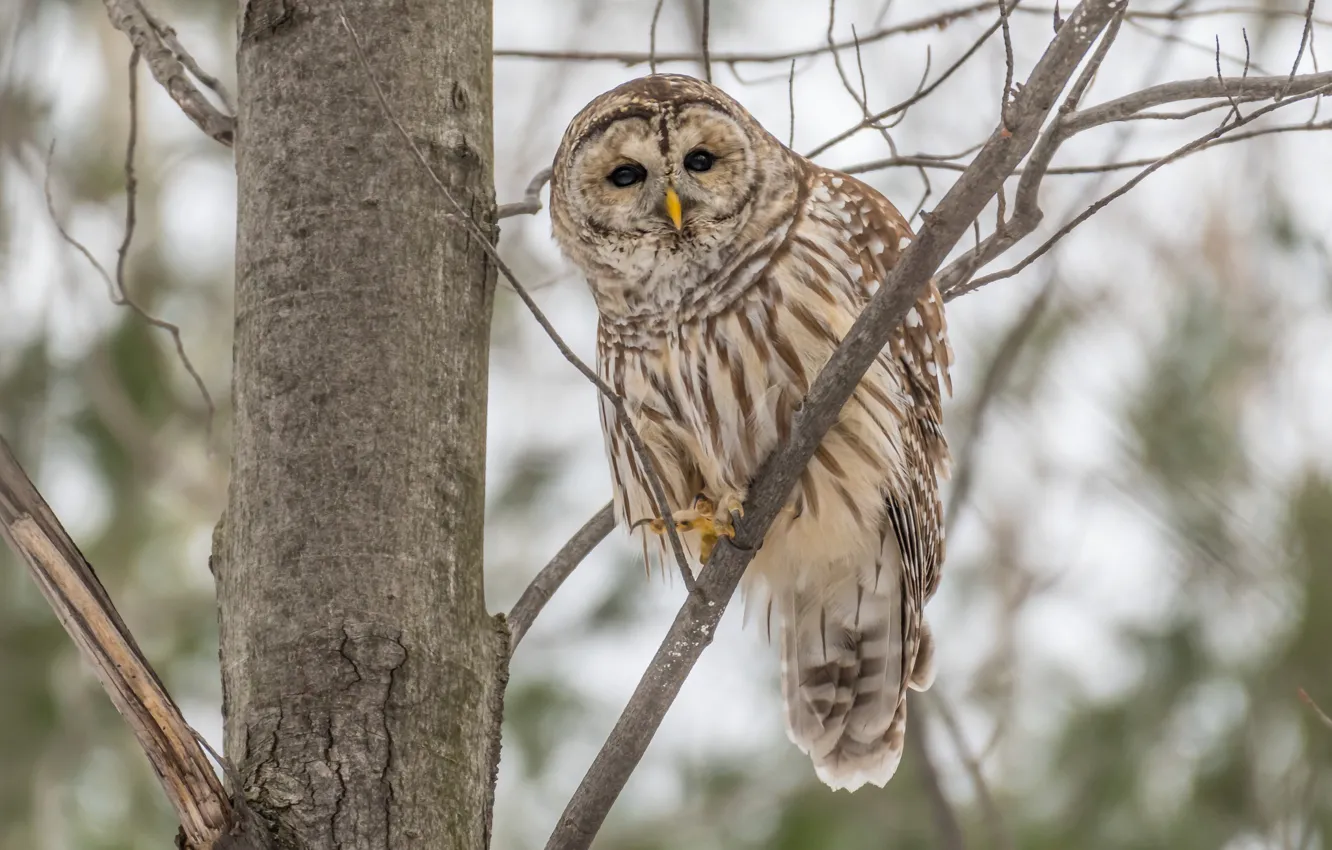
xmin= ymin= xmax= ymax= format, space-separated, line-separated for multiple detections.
xmin=218 ymin=2 xmax=503 ymax=848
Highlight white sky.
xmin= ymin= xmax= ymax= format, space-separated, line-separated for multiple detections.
xmin=4 ymin=1 xmax=1331 ymax=847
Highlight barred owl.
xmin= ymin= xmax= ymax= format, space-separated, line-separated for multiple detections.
xmin=549 ymin=74 xmax=952 ymax=791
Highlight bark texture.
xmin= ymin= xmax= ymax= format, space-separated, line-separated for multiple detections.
xmin=220 ymin=1 xmax=501 ymax=848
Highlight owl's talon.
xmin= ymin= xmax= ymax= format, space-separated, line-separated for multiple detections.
xmin=636 ymin=493 xmax=744 ymax=563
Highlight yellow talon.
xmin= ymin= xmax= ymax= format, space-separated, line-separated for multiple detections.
xmin=638 ymin=493 xmax=743 ymax=564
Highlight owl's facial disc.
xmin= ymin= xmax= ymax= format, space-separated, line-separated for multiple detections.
xmin=566 ymin=104 xmax=755 ymax=241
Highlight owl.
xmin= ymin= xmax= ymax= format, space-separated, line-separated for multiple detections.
xmin=549 ymin=74 xmax=952 ymax=792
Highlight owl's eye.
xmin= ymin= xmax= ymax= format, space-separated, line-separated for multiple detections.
xmin=683 ymin=149 xmax=715 ymax=173
xmin=608 ymin=164 xmax=647 ymax=188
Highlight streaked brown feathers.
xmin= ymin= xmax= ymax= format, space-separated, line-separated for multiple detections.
xmin=550 ymin=74 xmax=953 ymax=791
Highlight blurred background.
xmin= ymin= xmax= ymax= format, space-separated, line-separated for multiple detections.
xmin=3 ymin=1 xmax=1332 ymax=848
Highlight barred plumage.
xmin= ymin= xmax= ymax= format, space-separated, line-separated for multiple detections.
xmin=551 ymin=74 xmax=952 ymax=791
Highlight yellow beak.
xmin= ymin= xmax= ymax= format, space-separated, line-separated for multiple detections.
xmin=664 ymin=186 xmax=683 ymax=231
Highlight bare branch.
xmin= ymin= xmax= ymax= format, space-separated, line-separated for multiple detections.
xmin=937 ymin=61 xmax=1332 ymax=298
xmin=1124 ymin=17 xmax=1274 ymax=75
xmin=700 ymin=0 xmax=713 ymax=83
xmin=99 ymin=0 xmax=234 ymax=146
xmin=806 ymin=3 xmax=1012 ymax=158
xmin=496 ymin=4 xmax=1332 ymax=67
xmin=1299 ymin=687 xmax=1332 ymax=731
xmin=933 ymin=6 xmax=1124 ymax=295
xmin=787 ymin=59 xmax=797 ymax=147
xmin=1062 ymin=68 xmax=1332 ymax=134
xmin=1282 ymin=0 xmax=1320 ymax=99
xmin=1000 ymin=0 xmax=1018 ymax=132
xmin=945 ymin=278 xmax=1054 ymax=528
xmin=909 ymin=710 xmax=968 ymax=850
xmin=543 ymin=3 xmax=1129 ymax=847
xmin=843 ymin=120 xmax=1332 ymax=179
xmin=649 ymin=0 xmax=667 ymax=75
xmin=43 ymin=51 xmax=217 ymax=440
xmin=496 ymin=1 xmax=998 ymax=65
xmin=338 ymin=10 xmax=697 ymax=593
xmin=0 ymin=436 xmax=268 ymax=850
xmin=497 ymin=167 xmax=554 ymax=219
xmin=825 ymin=0 xmax=900 ymax=157
xmin=950 ymin=80 xmax=1332 ymax=298
xmin=508 ymin=503 xmax=616 ymax=650
xmin=929 ymin=691 xmax=1012 ymax=850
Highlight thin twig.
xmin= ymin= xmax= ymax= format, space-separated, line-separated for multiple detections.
xmin=1213 ymin=33 xmax=1248 ymax=126
xmin=945 ymin=278 xmax=1054 ymax=527
xmin=909 ymin=707 xmax=968 ymax=850
xmin=497 ymin=1 xmax=998 ymax=66
xmin=929 ymin=691 xmax=1013 ymax=850
xmin=98 ymin=0 xmax=234 ymax=145
xmin=825 ymin=0 xmax=899 ymax=156
xmin=1000 ymin=0 xmax=1018 ymax=131
xmin=950 ymin=80 xmax=1332 ymax=298
xmin=806 ymin=4 xmax=1013 ymax=158
xmin=508 ymin=503 xmax=616 ymax=650
xmin=699 ymin=0 xmax=712 ymax=82
xmin=1299 ymin=687 xmax=1332 ymax=730
xmin=339 ymin=9 xmax=696 ymax=593
xmin=494 ymin=4 xmax=1332 ymax=66
xmin=1124 ymin=17 xmax=1272 ymax=75
xmin=787 ymin=59 xmax=797 ymax=148
xmin=649 ymin=0 xmax=667 ymax=75
xmin=1282 ymin=0 xmax=1319 ymax=100
xmin=43 ymin=51 xmax=217 ymax=442
xmin=497 ymin=167 xmax=554 ymax=219
xmin=936 ymin=4 xmax=1127 ymax=296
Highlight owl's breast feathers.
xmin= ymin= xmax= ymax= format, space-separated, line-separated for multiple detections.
xmin=596 ymin=167 xmax=952 ymax=598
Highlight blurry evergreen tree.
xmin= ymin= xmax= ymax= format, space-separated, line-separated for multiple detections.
xmin=3 ymin=1 xmax=1331 ymax=849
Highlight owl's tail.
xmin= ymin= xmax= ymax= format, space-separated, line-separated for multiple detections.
xmin=779 ymin=579 xmax=933 ymax=791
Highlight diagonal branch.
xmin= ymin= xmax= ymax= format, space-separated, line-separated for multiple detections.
xmin=508 ymin=502 xmax=616 ymax=650
xmin=100 ymin=0 xmax=235 ymax=146
xmin=542 ymin=2 xmax=1129 ymax=847
xmin=0 ymin=436 xmax=269 ymax=850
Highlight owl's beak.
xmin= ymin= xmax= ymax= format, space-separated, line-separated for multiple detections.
xmin=664 ymin=186 xmax=683 ymax=231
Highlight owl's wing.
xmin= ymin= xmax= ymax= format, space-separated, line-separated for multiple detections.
xmin=821 ymin=169 xmax=953 ymax=601
xmin=775 ymin=168 xmax=955 ymax=790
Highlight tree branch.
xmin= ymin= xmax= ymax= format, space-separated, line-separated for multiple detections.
xmin=43 ymin=48 xmax=216 ymax=442
xmin=497 ymin=167 xmax=554 ymax=220
xmin=909 ymin=708 xmax=967 ymax=850
xmin=0 ymin=436 xmax=269 ymax=849
xmin=495 ymin=1 xmax=997 ymax=65
xmin=542 ymin=3 xmax=1129 ymax=847
xmin=1299 ymin=687 xmax=1332 ymax=731
xmin=508 ymin=502 xmax=616 ymax=650
xmin=99 ymin=0 xmax=235 ymax=146
xmin=949 ymin=78 xmax=1332 ymax=299
xmin=936 ymin=65 xmax=1332 ymax=297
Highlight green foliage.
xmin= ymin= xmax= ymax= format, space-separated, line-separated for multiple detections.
xmin=4 ymin=3 xmax=1332 ymax=850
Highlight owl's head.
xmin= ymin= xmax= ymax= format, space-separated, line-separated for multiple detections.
xmin=550 ymin=75 xmax=797 ymax=304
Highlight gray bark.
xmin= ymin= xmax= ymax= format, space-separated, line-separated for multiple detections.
xmin=218 ymin=1 xmax=503 ymax=848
